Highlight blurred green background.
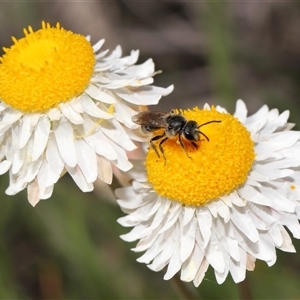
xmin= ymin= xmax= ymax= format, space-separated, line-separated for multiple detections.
xmin=1 ymin=1 xmax=300 ymax=299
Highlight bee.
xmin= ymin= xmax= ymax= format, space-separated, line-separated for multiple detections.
xmin=132 ymin=110 xmax=221 ymax=162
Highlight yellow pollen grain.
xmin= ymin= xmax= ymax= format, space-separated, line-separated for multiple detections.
xmin=145 ymin=107 xmax=255 ymax=206
xmin=291 ymin=185 xmax=296 ymax=190
xmin=0 ymin=21 xmax=96 ymax=112
xmin=107 ymin=104 xmax=115 ymax=114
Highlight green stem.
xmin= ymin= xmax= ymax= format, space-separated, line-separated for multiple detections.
xmin=200 ymin=1 xmax=236 ymax=112
xmin=238 ymin=277 xmax=253 ymax=300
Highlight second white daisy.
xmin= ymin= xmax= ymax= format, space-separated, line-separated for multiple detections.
xmin=116 ymin=100 xmax=300 ymax=286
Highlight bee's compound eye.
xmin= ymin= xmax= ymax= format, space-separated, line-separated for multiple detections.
xmin=183 ymin=121 xmax=199 ymax=141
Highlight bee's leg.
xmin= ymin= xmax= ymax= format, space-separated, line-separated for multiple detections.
xmin=150 ymin=132 xmax=166 ymax=158
xmin=191 ymin=141 xmax=198 ymax=149
xmin=178 ymin=134 xmax=192 ymax=158
xmin=158 ymin=137 xmax=169 ymax=164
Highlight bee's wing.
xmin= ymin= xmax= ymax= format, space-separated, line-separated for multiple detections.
xmin=131 ymin=111 xmax=168 ymax=128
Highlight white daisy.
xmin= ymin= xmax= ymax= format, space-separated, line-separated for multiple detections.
xmin=116 ymin=100 xmax=300 ymax=286
xmin=0 ymin=21 xmax=173 ymax=206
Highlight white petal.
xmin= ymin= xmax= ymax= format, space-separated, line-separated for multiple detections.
xmin=117 ymin=49 xmax=139 ymax=66
xmin=116 ymin=85 xmax=174 ymax=105
xmin=92 ymin=38 xmax=105 ymax=52
xmin=125 ymin=59 xmax=155 ymax=78
xmin=84 ymin=128 xmax=117 ymax=161
xmin=19 ymin=113 xmax=39 ymax=149
xmin=215 ymin=263 xmax=230 ymax=284
xmin=5 ymin=175 xmax=26 ymax=195
xmin=74 ymin=139 xmax=97 ymax=183
xmin=39 ymin=184 xmax=54 ymax=200
xmin=180 ymin=217 xmax=197 ymax=262
xmin=0 ymin=160 xmax=11 ymax=175
xmin=46 ymin=107 xmax=61 ymax=121
xmin=239 ymin=185 xmax=272 ymax=206
xmin=53 ymin=120 xmax=77 ymax=167
xmin=45 ymin=135 xmax=64 ymax=182
xmin=280 ymin=213 xmax=300 ymax=238
xmin=229 ymin=248 xmax=246 ymax=283
xmin=193 ymin=258 xmax=210 ymax=287
xmin=157 ymin=203 xmax=182 ymax=235
xmin=234 ymin=99 xmax=247 ymax=123
xmin=246 ymin=104 xmax=269 ymax=123
xmin=11 ymin=146 xmax=26 ymax=175
xmin=38 ymin=158 xmax=57 ymax=187
xmin=221 ymin=190 xmax=246 ymax=207
xmin=278 ymin=225 xmax=295 ymax=252
xmin=196 ymin=208 xmax=212 ymax=249
xmin=181 ymin=243 xmax=204 ymax=282
xmin=246 ymin=254 xmax=256 ymax=271
xmin=119 ymin=225 xmax=145 ymax=241
xmin=27 ymin=181 xmax=40 ymax=206
xmin=85 ymin=85 xmax=116 ymax=104
xmin=100 ymin=119 xmax=137 ymax=151
xmin=230 ymin=206 xmax=259 ymax=243
xmin=216 ymin=200 xmax=230 ymax=223
xmin=163 ymin=242 xmax=181 ymax=280
xmin=32 ymin=115 xmax=50 ymax=161
xmin=133 ymin=225 xmax=164 ymax=252
xmin=182 ymin=206 xmax=196 ymax=226
xmin=0 ymin=109 xmax=22 ymax=134
xmin=96 ymin=155 xmax=112 ymax=184
xmin=145 ymin=231 xmax=175 ymax=269
xmin=81 ymin=94 xmax=113 ymax=119
xmin=233 ymin=227 xmax=275 ymax=263
xmin=60 ymin=102 xmax=84 ymax=124
xmin=23 ymin=157 xmax=43 ymax=184
xmin=249 ymin=203 xmax=279 ymax=228
xmin=268 ymin=224 xmax=283 ymax=247
xmin=65 ymin=165 xmax=94 ymax=192
xmin=259 ymin=186 xmax=296 ymax=213
xmin=90 ymin=88 xmax=117 ymax=104
xmin=253 ymin=163 xmax=294 ymax=181
xmin=204 ymin=235 xmax=226 ymax=273
xmin=109 ymin=142 xmax=133 ymax=171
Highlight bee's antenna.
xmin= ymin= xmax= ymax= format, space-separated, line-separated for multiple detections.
xmin=196 ymin=120 xmax=222 ymax=142
xmin=197 ymin=120 xmax=221 ymax=129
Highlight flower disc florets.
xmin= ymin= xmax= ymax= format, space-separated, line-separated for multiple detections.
xmin=146 ymin=106 xmax=255 ymax=205
xmin=0 ymin=21 xmax=95 ymax=112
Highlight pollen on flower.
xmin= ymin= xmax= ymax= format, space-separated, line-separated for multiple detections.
xmin=291 ymin=185 xmax=296 ymax=190
xmin=107 ymin=104 xmax=115 ymax=114
xmin=145 ymin=107 xmax=255 ymax=206
xmin=0 ymin=21 xmax=95 ymax=112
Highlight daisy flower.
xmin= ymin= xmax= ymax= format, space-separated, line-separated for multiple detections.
xmin=0 ymin=21 xmax=173 ymax=206
xmin=116 ymin=100 xmax=300 ymax=286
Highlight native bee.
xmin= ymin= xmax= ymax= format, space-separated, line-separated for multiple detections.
xmin=132 ymin=110 xmax=221 ymax=162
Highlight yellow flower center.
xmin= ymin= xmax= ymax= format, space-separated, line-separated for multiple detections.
xmin=0 ymin=21 xmax=95 ymax=112
xmin=145 ymin=107 xmax=255 ymax=206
